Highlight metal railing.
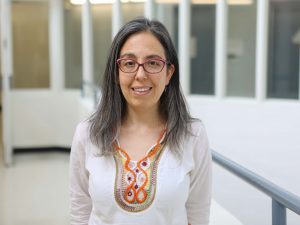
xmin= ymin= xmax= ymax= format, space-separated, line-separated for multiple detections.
xmin=212 ymin=150 xmax=300 ymax=225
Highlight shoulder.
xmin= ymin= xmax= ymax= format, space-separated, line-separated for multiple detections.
xmin=185 ymin=119 xmax=210 ymax=159
xmin=178 ymin=119 xmax=211 ymax=173
xmin=73 ymin=120 xmax=91 ymax=146
xmin=188 ymin=119 xmax=208 ymax=141
xmin=70 ymin=120 xmax=95 ymax=162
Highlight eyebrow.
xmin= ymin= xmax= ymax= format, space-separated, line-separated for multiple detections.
xmin=119 ymin=53 xmax=164 ymax=60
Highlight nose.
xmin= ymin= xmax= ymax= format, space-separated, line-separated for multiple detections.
xmin=134 ymin=64 xmax=147 ymax=80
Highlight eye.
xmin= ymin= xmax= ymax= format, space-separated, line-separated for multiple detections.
xmin=147 ymin=60 xmax=161 ymax=67
xmin=122 ymin=59 xmax=136 ymax=68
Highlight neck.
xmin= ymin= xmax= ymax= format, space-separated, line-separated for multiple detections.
xmin=122 ymin=105 xmax=165 ymax=130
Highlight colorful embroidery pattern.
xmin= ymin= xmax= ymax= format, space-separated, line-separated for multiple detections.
xmin=113 ymin=133 xmax=165 ymax=212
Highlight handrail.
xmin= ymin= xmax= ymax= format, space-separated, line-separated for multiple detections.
xmin=211 ymin=150 xmax=300 ymax=225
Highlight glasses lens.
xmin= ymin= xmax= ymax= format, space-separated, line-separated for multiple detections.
xmin=144 ymin=60 xmax=165 ymax=73
xmin=119 ymin=59 xmax=137 ymax=73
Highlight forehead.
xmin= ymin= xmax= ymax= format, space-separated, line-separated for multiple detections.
xmin=120 ymin=32 xmax=166 ymax=59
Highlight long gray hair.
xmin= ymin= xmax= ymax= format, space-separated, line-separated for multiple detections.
xmin=89 ymin=17 xmax=195 ymax=156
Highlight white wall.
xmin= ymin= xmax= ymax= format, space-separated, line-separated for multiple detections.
xmin=188 ymin=96 xmax=300 ymax=193
xmin=11 ymin=90 xmax=92 ymax=148
xmin=187 ymin=96 xmax=300 ymax=225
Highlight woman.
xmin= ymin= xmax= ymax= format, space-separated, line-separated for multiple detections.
xmin=70 ymin=17 xmax=212 ymax=225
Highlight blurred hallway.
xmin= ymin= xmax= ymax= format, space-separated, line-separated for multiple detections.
xmin=1 ymin=1 xmax=300 ymax=224
xmin=0 ymin=152 xmax=70 ymax=225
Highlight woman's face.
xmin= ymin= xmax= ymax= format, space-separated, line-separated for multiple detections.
xmin=118 ymin=32 xmax=174 ymax=112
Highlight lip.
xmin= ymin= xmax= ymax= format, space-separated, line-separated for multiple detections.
xmin=131 ymin=86 xmax=152 ymax=96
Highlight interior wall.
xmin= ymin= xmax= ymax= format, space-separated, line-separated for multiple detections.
xmin=188 ymin=96 xmax=300 ymax=194
xmin=188 ymin=96 xmax=300 ymax=225
xmin=11 ymin=90 xmax=84 ymax=148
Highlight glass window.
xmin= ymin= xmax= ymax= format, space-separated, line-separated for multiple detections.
xmin=64 ymin=2 xmax=82 ymax=89
xmin=172 ymin=2 xmax=215 ymax=95
xmin=190 ymin=3 xmax=216 ymax=95
xmin=156 ymin=2 xmax=178 ymax=46
xmin=92 ymin=4 xmax=112 ymax=86
xmin=12 ymin=1 xmax=49 ymax=89
xmin=123 ymin=2 xmax=144 ymax=24
xmin=227 ymin=1 xmax=257 ymax=97
xmin=268 ymin=0 xmax=300 ymax=99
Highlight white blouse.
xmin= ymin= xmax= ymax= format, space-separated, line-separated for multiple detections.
xmin=69 ymin=121 xmax=212 ymax=225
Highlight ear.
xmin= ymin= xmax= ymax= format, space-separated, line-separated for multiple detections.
xmin=165 ymin=64 xmax=175 ymax=85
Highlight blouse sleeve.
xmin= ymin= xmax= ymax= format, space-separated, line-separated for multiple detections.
xmin=69 ymin=124 xmax=92 ymax=225
xmin=186 ymin=123 xmax=212 ymax=225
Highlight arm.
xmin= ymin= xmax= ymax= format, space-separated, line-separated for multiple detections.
xmin=186 ymin=124 xmax=212 ymax=225
xmin=69 ymin=124 xmax=92 ymax=225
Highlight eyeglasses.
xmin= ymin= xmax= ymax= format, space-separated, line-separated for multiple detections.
xmin=116 ymin=58 xmax=170 ymax=74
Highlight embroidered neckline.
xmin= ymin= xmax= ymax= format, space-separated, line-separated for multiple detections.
xmin=113 ymin=129 xmax=166 ymax=212
xmin=115 ymin=130 xmax=166 ymax=162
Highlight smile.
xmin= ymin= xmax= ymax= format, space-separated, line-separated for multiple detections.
xmin=131 ymin=87 xmax=152 ymax=95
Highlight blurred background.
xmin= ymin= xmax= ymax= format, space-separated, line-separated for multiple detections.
xmin=1 ymin=0 xmax=300 ymax=224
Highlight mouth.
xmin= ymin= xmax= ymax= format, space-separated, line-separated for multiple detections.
xmin=131 ymin=87 xmax=152 ymax=95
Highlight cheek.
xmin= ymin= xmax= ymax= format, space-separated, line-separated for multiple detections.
xmin=156 ymin=75 xmax=169 ymax=89
xmin=152 ymin=78 xmax=168 ymax=99
xmin=119 ymin=76 xmax=130 ymax=92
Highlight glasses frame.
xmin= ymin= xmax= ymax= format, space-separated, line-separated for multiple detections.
xmin=116 ymin=58 xmax=170 ymax=74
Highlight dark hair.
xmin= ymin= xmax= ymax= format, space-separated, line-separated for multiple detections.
xmin=89 ymin=17 xmax=194 ymax=156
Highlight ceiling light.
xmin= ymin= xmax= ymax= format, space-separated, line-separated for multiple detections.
xmin=70 ymin=0 xmax=85 ymax=5
xmin=90 ymin=0 xmax=115 ymax=3
xmin=70 ymin=0 xmax=146 ymax=5
xmin=156 ymin=0 xmax=252 ymax=4
xmin=70 ymin=0 xmax=252 ymax=5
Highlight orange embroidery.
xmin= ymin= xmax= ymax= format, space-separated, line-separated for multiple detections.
xmin=113 ymin=129 xmax=166 ymax=212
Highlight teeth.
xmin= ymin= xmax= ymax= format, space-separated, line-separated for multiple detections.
xmin=133 ymin=87 xmax=150 ymax=92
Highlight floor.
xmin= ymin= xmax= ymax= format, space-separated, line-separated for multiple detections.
xmin=0 ymin=152 xmax=70 ymax=225
xmin=0 ymin=110 xmax=70 ymax=225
